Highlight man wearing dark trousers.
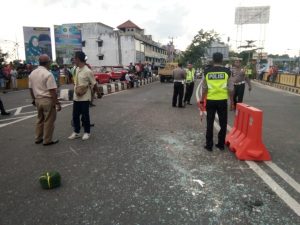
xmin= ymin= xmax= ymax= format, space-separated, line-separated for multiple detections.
xmin=200 ymin=52 xmax=234 ymax=151
xmin=172 ymin=63 xmax=186 ymax=108
xmin=184 ymin=63 xmax=195 ymax=105
xmin=231 ymin=58 xmax=252 ymax=109
xmin=68 ymin=51 xmax=100 ymax=141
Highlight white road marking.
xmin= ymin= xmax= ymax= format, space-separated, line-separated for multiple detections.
xmin=195 ymin=81 xmax=300 ymax=216
xmin=0 ymin=116 xmax=32 ymax=122
xmin=18 ymin=111 xmax=37 ymax=115
xmin=0 ymin=81 xmax=156 ymax=128
xmin=14 ymin=107 xmax=22 ymax=115
xmin=69 ymin=146 xmax=79 ymax=156
xmin=247 ymin=161 xmax=300 ymax=216
xmin=264 ymin=161 xmax=300 ymax=194
xmin=0 ymin=115 xmax=36 ymax=128
xmin=7 ymin=104 xmax=32 ymax=112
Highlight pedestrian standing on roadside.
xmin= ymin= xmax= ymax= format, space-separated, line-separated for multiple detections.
xmin=172 ymin=63 xmax=186 ymax=108
xmin=29 ymin=54 xmax=61 ymax=145
xmin=200 ymin=52 xmax=234 ymax=151
xmin=68 ymin=51 xmax=100 ymax=141
xmin=10 ymin=66 xmax=18 ymax=90
xmin=231 ymin=58 xmax=252 ymax=110
xmin=184 ymin=63 xmax=196 ymax=105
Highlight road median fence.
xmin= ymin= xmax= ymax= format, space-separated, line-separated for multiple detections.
xmin=256 ymin=73 xmax=300 ymax=94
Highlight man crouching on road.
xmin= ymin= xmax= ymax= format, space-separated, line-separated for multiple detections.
xmin=200 ymin=52 xmax=234 ymax=151
xmin=29 ymin=54 xmax=61 ymax=146
xmin=68 ymin=51 xmax=100 ymax=141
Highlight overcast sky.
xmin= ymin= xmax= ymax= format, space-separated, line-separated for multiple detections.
xmin=0 ymin=0 xmax=299 ymax=60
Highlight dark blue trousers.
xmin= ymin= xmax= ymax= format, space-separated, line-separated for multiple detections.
xmin=73 ymin=101 xmax=90 ymax=133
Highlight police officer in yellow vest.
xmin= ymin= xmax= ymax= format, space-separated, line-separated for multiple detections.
xmin=200 ymin=52 xmax=234 ymax=151
xmin=184 ymin=64 xmax=195 ymax=105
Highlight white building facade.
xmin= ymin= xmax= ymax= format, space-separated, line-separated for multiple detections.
xmin=63 ymin=21 xmax=167 ymax=67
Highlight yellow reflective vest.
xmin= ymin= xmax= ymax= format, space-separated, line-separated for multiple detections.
xmin=186 ymin=68 xmax=195 ymax=82
xmin=205 ymin=71 xmax=229 ymax=100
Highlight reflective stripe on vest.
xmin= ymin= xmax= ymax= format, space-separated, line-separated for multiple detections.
xmin=186 ymin=68 xmax=195 ymax=82
xmin=245 ymin=68 xmax=252 ymax=75
xmin=205 ymin=71 xmax=229 ymax=100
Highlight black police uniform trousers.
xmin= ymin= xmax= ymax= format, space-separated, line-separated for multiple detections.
xmin=172 ymin=82 xmax=184 ymax=107
xmin=184 ymin=81 xmax=194 ymax=103
xmin=206 ymin=99 xmax=228 ymax=148
xmin=233 ymin=83 xmax=245 ymax=107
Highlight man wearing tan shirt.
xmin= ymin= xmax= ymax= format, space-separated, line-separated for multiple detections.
xmin=68 ymin=51 xmax=99 ymax=141
xmin=231 ymin=58 xmax=252 ymax=109
xmin=29 ymin=54 xmax=61 ymax=146
xmin=172 ymin=63 xmax=186 ymax=108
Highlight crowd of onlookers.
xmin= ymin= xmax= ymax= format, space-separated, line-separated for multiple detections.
xmin=120 ymin=61 xmax=156 ymax=88
xmin=0 ymin=61 xmax=73 ymax=91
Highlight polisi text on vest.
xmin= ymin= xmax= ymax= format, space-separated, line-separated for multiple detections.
xmin=208 ymin=73 xmax=225 ymax=80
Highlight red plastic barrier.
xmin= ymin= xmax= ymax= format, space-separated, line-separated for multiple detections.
xmin=226 ymin=103 xmax=271 ymax=161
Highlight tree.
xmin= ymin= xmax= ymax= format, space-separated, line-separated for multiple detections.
xmin=0 ymin=48 xmax=8 ymax=66
xmin=180 ymin=29 xmax=220 ymax=68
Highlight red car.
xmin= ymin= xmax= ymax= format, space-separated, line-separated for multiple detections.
xmin=92 ymin=66 xmax=111 ymax=84
xmin=92 ymin=66 xmax=127 ymax=83
xmin=106 ymin=66 xmax=128 ymax=81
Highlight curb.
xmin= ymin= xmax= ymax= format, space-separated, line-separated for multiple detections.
xmin=254 ymin=80 xmax=300 ymax=95
xmin=59 ymin=76 xmax=159 ymax=101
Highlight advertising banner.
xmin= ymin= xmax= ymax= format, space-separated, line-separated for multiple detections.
xmin=54 ymin=24 xmax=82 ymax=65
xmin=235 ymin=6 xmax=270 ymax=25
xmin=23 ymin=27 xmax=52 ymax=65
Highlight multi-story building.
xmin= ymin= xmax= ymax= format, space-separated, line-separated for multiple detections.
xmin=117 ymin=20 xmax=167 ymax=66
xmin=58 ymin=20 xmax=168 ymax=66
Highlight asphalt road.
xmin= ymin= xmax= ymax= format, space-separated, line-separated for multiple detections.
xmin=0 ymin=80 xmax=299 ymax=225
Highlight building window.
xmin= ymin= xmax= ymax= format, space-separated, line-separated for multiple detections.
xmin=98 ymin=54 xmax=104 ymax=60
xmin=97 ymin=39 xmax=103 ymax=47
xmin=82 ymin=41 xmax=86 ymax=47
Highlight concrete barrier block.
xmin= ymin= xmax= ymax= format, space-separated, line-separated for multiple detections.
xmin=110 ymin=83 xmax=116 ymax=93
xmin=101 ymin=85 xmax=108 ymax=95
xmin=59 ymin=89 xmax=73 ymax=101
xmin=117 ymin=82 xmax=122 ymax=91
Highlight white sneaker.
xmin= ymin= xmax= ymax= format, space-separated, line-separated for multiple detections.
xmin=68 ymin=132 xmax=81 ymax=140
xmin=82 ymin=133 xmax=90 ymax=140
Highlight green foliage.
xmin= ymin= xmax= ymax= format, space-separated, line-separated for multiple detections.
xmin=0 ymin=48 xmax=8 ymax=65
xmin=180 ymin=29 xmax=220 ymax=68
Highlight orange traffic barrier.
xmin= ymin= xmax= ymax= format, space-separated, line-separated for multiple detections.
xmin=226 ymin=103 xmax=271 ymax=161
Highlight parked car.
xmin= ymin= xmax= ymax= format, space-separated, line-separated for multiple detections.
xmin=92 ymin=66 xmax=111 ymax=84
xmin=107 ymin=66 xmax=128 ymax=81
